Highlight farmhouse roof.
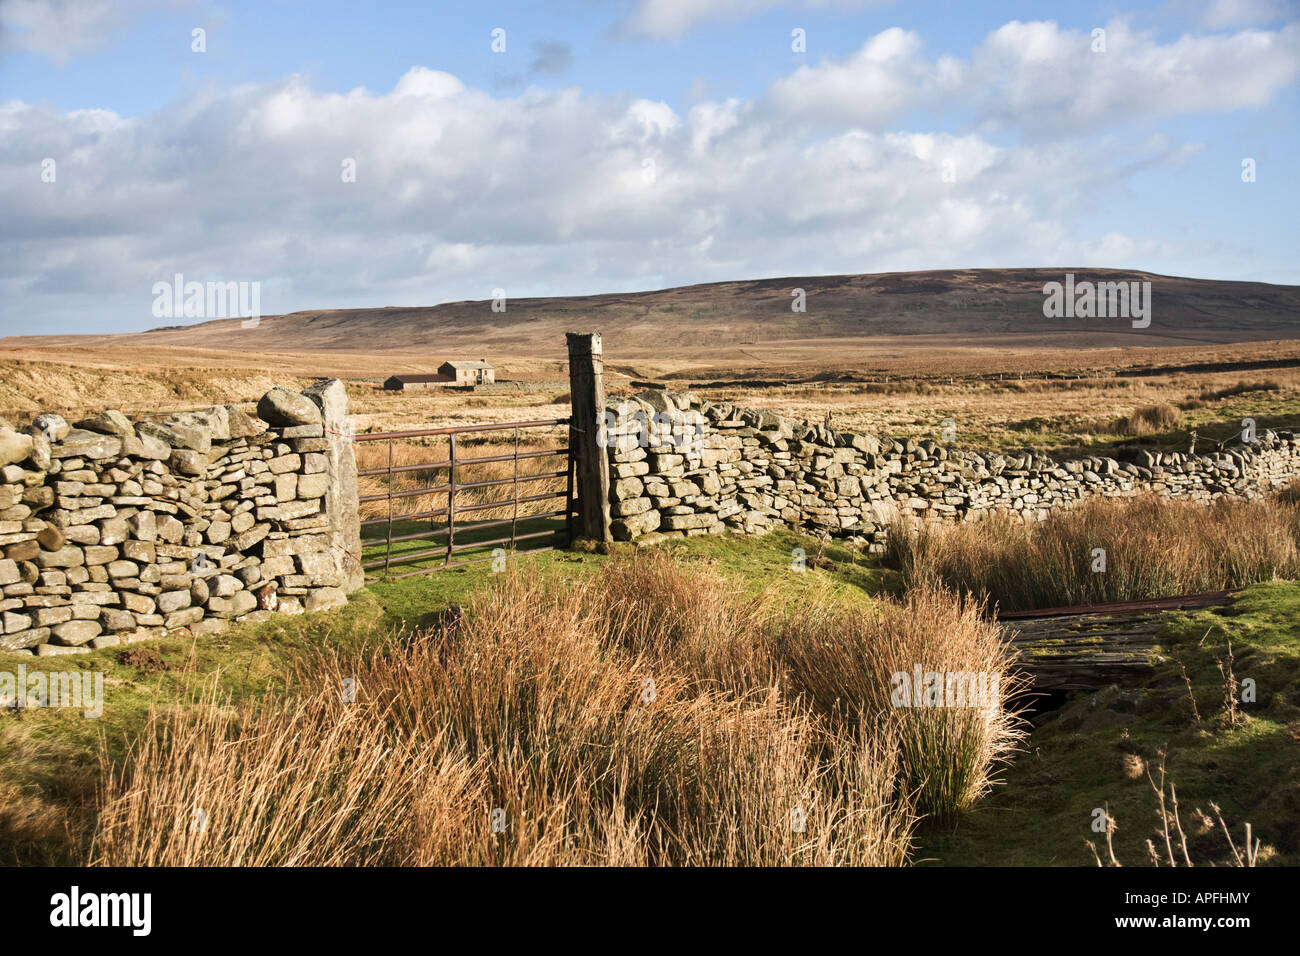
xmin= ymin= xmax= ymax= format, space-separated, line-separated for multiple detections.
xmin=442 ymin=359 xmax=494 ymax=370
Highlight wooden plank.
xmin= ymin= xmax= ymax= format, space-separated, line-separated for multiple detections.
xmin=1003 ymin=609 xmax=1162 ymax=692
xmin=998 ymin=590 xmax=1232 ymax=620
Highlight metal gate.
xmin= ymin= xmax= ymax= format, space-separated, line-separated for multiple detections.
xmin=355 ymin=418 xmax=573 ymax=581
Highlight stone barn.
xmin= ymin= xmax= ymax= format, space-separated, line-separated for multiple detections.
xmin=383 ymin=373 xmax=455 ymax=391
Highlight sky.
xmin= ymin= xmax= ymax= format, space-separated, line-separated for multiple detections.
xmin=1 ymin=0 xmax=1297 ymax=336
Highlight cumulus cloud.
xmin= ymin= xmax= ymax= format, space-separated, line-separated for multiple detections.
xmin=971 ymin=18 xmax=1300 ymax=134
xmin=768 ymin=27 xmax=963 ymax=129
xmin=766 ymin=18 xmax=1300 ymax=135
xmin=3 ymin=15 xmax=1297 ymax=334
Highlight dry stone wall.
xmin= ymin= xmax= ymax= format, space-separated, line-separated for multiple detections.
xmin=0 ymin=381 xmax=362 ymax=656
xmin=604 ymin=390 xmax=1300 ymax=547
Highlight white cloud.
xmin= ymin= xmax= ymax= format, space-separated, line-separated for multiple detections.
xmin=971 ymin=18 xmax=1300 ymax=133
xmin=1204 ymin=0 xmax=1291 ymax=28
xmin=766 ymin=19 xmax=1300 ymax=135
xmin=0 ymin=0 xmax=181 ymax=63
xmin=614 ymin=99 xmax=681 ymax=143
xmin=768 ymin=27 xmax=961 ymax=129
xmin=3 ymin=14 xmax=1298 ymax=333
xmin=688 ymin=98 xmax=745 ymax=153
xmin=619 ymin=0 xmax=882 ymax=39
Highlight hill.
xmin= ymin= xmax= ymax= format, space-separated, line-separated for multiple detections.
xmin=7 ymin=268 xmax=1299 ymax=359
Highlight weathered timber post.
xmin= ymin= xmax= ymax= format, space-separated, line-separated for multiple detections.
xmin=566 ymin=332 xmax=612 ymax=542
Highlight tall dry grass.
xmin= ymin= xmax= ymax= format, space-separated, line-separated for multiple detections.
xmin=92 ymin=553 xmax=1022 ymax=866
xmin=1111 ymin=402 xmax=1183 ymax=436
xmin=885 ymin=493 xmax=1300 ymax=612
xmin=776 ymin=586 xmax=1023 ymax=818
xmin=594 ymin=558 xmax=1023 ymax=818
xmin=92 ymin=690 xmax=483 ymax=866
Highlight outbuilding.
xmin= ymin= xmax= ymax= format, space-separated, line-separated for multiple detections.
xmin=382 ymin=373 xmax=455 ymax=391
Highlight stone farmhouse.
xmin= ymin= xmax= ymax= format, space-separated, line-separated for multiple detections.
xmin=383 ymin=360 xmax=495 ymax=391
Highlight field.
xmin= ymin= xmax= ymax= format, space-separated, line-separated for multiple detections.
xmin=3 ymin=515 xmax=1296 ymax=866
xmin=5 ymin=338 xmax=1300 ymax=456
xmin=2 ymin=271 xmax=1298 ymax=867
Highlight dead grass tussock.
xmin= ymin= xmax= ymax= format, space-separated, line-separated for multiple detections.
xmin=92 ymin=553 xmax=1022 ymax=866
xmin=775 ymin=582 xmax=1026 ymax=818
xmin=885 ymin=493 xmax=1300 ymax=612
xmin=1112 ymin=403 xmax=1183 ymax=437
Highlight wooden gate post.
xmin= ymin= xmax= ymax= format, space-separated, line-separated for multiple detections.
xmin=566 ymin=332 xmax=612 ymax=542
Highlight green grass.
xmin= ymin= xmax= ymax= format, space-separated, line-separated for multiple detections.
xmin=362 ymin=525 xmax=892 ymax=624
xmin=626 ymin=527 xmax=893 ymax=601
xmin=362 ymin=511 xmax=567 ymax=576
xmin=917 ymin=580 xmax=1300 ymax=866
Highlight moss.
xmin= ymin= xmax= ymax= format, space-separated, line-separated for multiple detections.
xmin=918 ymin=581 xmax=1300 ymax=866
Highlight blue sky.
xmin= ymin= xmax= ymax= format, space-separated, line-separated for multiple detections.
xmin=2 ymin=0 xmax=1297 ymax=335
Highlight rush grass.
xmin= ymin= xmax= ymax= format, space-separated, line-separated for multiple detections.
xmin=885 ymin=492 xmax=1300 ymax=612
xmin=90 ymin=552 xmax=1020 ymax=866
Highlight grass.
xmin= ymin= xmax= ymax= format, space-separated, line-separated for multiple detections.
xmin=0 ymin=589 xmax=394 ymax=865
xmin=919 ymin=580 xmax=1300 ymax=866
xmin=90 ymin=553 xmax=1018 ymax=865
xmin=688 ymin=367 xmax=1300 ymax=458
xmin=1111 ymin=403 xmax=1183 ymax=436
xmin=885 ymin=492 xmax=1300 ymax=612
xmin=2 ymin=501 xmax=1295 ymax=867
xmin=0 ymin=531 xmax=891 ymax=865
xmin=1 ymin=528 xmax=1023 ymax=866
